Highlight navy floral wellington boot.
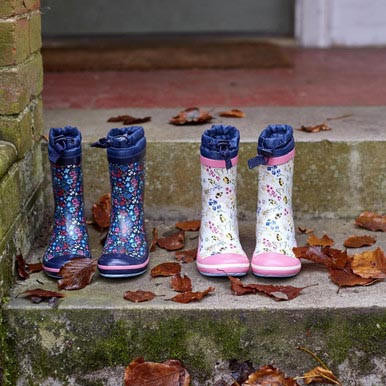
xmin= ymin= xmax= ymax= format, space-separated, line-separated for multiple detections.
xmin=43 ymin=127 xmax=91 ymax=278
xmin=92 ymin=126 xmax=149 ymax=278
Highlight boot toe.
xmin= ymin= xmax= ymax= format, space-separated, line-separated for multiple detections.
xmin=197 ymin=252 xmax=249 ymax=277
xmin=98 ymin=253 xmax=149 ymax=278
xmin=251 ymin=252 xmax=301 ymax=278
xmin=43 ymin=255 xmax=87 ymax=279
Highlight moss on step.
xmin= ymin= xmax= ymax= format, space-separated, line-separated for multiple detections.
xmin=3 ymin=308 xmax=386 ymax=385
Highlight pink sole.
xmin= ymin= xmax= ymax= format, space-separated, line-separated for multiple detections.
xmin=196 ymin=253 xmax=249 ymax=275
xmin=251 ymin=252 xmax=301 ymax=277
xmin=43 ymin=265 xmax=60 ymax=273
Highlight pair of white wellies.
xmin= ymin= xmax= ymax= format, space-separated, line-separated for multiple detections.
xmin=196 ymin=124 xmax=301 ymax=278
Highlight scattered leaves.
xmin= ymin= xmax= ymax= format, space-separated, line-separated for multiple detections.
xmin=298 ymin=226 xmax=313 ymax=234
xmin=157 ymin=231 xmax=185 ymax=251
xmin=351 ymin=247 xmax=386 ymax=279
xmin=301 ymin=366 xmax=340 ymax=385
xmin=175 ymin=220 xmax=201 ymax=232
xmin=92 ymin=193 xmax=111 ymax=229
xmin=170 ymin=287 xmax=215 ymax=303
xmin=229 ymin=277 xmax=309 ymax=301
xmin=170 ymin=274 xmax=192 ymax=292
xmin=307 ymin=233 xmax=334 ymax=247
xmin=28 ymin=262 xmax=43 ymax=273
xmin=243 ymin=365 xmax=298 ymax=385
xmin=21 ymin=288 xmax=65 ymax=304
xmin=343 ymin=235 xmax=376 ymax=248
xmin=124 ymin=357 xmax=190 ymax=386
xmin=151 ymin=262 xmax=181 ymax=278
xmin=328 ymin=263 xmax=375 ymax=288
xmin=293 ymin=246 xmax=349 ymax=269
xmin=175 ymin=248 xmax=197 ymax=263
xmin=58 ymin=258 xmax=97 ymax=290
xmin=124 ymin=290 xmax=156 ymax=303
xmin=218 ymin=109 xmax=245 ymax=118
xmin=16 ymin=254 xmax=29 ymax=280
xmin=169 ymin=107 xmax=213 ymax=125
xmin=107 ymin=115 xmax=151 ymax=125
xmin=298 ymin=123 xmax=331 ymax=133
xmin=150 ymin=227 xmax=159 ymax=252
xmin=355 ymin=211 xmax=386 ymax=232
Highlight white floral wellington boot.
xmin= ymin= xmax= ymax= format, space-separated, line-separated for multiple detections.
xmin=248 ymin=124 xmax=301 ymax=277
xmin=197 ymin=125 xmax=249 ymax=276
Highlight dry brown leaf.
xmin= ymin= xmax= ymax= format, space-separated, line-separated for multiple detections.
xmin=298 ymin=123 xmax=331 ymax=133
xmin=175 ymin=248 xmax=197 ymax=263
xmin=355 ymin=211 xmax=386 ymax=232
xmin=302 ymin=366 xmax=340 ymax=384
xmin=351 ymin=247 xmax=386 ymax=279
xmin=243 ymin=365 xmax=298 ymax=385
xmin=151 ymin=262 xmax=181 ymax=278
xmin=170 ymin=274 xmax=192 ymax=292
xmin=16 ymin=254 xmax=29 ymax=280
xmin=307 ymin=233 xmax=334 ymax=247
xmin=107 ymin=115 xmax=151 ymax=125
xmin=293 ymin=246 xmax=349 ymax=269
xmin=169 ymin=107 xmax=213 ymax=125
xmin=328 ymin=263 xmax=375 ymax=288
xmin=124 ymin=290 xmax=156 ymax=303
xmin=298 ymin=226 xmax=313 ymax=234
xmin=175 ymin=220 xmax=201 ymax=231
xmin=150 ymin=227 xmax=159 ymax=252
xmin=229 ymin=277 xmax=309 ymax=301
xmin=124 ymin=357 xmax=190 ymax=386
xmin=58 ymin=258 xmax=97 ymax=290
xmin=92 ymin=193 xmax=111 ymax=228
xmin=343 ymin=235 xmax=376 ymax=248
xmin=170 ymin=287 xmax=215 ymax=303
xmin=219 ymin=109 xmax=245 ymax=118
xmin=28 ymin=262 xmax=43 ymax=273
xmin=157 ymin=231 xmax=185 ymax=251
xmin=21 ymin=288 xmax=65 ymax=304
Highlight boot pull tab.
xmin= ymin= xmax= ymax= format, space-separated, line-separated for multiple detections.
xmin=247 ymin=148 xmax=272 ymax=169
xmin=218 ymin=140 xmax=232 ymax=170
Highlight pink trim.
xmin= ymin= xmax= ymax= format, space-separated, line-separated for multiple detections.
xmin=251 ymin=252 xmax=301 ymax=277
xmin=200 ymin=155 xmax=238 ymax=168
xmin=43 ymin=265 xmax=60 ymax=273
xmin=266 ymin=148 xmax=295 ymax=166
xmin=196 ymin=252 xmax=249 ymax=274
xmin=98 ymin=257 xmax=149 ymax=270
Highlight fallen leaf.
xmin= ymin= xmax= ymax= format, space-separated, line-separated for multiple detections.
xmin=124 ymin=290 xmax=156 ymax=303
xmin=351 ymin=247 xmax=386 ymax=279
xmin=175 ymin=248 xmax=197 ymax=263
xmin=58 ymin=258 xmax=97 ymax=290
xmin=307 ymin=233 xmax=334 ymax=247
xmin=301 ymin=366 xmax=340 ymax=385
xmin=124 ymin=357 xmax=190 ymax=386
xmin=21 ymin=288 xmax=65 ymax=304
xmin=343 ymin=235 xmax=376 ymax=248
xmin=175 ymin=220 xmax=201 ymax=231
xmin=170 ymin=287 xmax=215 ymax=303
xmin=229 ymin=277 xmax=308 ymax=301
xmin=355 ymin=211 xmax=386 ymax=232
xmin=151 ymin=262 xmax=181 ymax=278
xmin=107 ymin=115 xmax=151 ymax=125
xmin=293 ymin=246 xmax=349 ymax=269
xmin=243 ymin=365 xmax=298 ymax=385
xmin=298 ymin=226 xmax=313 ymax=234
xmin=157 ymin=231 xmax=185 ymax=251
xmin=219 ymin=109 xmax=245 ymax=118
xmin=15 ymin=254 xmax=29 ymax=280
xmin=169 ymin=107 xmax=213 ymax=126
xmin=229 ymin=359 xmax=255 ymax=384
xmin=27 ymin=262 xmax=43 ymax=273
xmin=328 ymin=263 xmax=375 ymax=288
xmin=92 ymin=193 xmax=111 ymax=228
xmin=298 ymin=123 xmax=331 ymax=133
xmin=170 ymin=274 xmax=192 ymax=292
xmin=150 ymin=227 xmax=159 ymax=252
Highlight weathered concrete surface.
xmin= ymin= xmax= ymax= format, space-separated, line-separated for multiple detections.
xmin=44 ymin=106 xmax=386 ymax=219
xmin=4 ymin=219 xmax=386 ymax=385
xmin=0 ymin=141 xmax=16 ymax=179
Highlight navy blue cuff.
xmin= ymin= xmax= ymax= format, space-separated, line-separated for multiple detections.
xmin=48 ymin=126 xmax=82 ymax=164
xmin=200 ymin=125 xmax=240 ymax=169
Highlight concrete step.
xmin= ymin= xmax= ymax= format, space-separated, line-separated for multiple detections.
xmin=4 ymin=218 xmax=386 ymax=385
xmin=43 ymin=106 xmax=386 ymax=220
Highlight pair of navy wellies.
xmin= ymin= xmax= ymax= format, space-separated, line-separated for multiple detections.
xmin=43 ymin=126 xmax=149 ymax=279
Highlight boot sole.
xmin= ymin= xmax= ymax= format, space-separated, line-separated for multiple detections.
xmin=98 ymin=269 xmax=147 ymax=278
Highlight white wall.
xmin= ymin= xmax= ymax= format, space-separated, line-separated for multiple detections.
xmin=296 ymin=0 xmax=386 ymax=47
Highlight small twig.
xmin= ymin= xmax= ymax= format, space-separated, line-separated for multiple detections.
xmin=325 ymin=113 xmax=352 ymax=121
xmin=297 ymin=346 xmax=329 ymax=370
xmin=294 ymin=373 xmax=341 ymax=384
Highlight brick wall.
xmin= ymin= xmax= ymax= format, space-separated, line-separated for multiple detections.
xmin=0 ymin=0 xmax=44 ymax=298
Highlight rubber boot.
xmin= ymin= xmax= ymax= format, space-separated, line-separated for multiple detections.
xmin=248 ymin=124 xmax=301 ymax=277
xmin=43 ymin=127 xmax=91 ymax=278
xmin=92 ymin=127 xmax=148 ymax=278
xmin=196 ymin=125 xmax=249 ymax=276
